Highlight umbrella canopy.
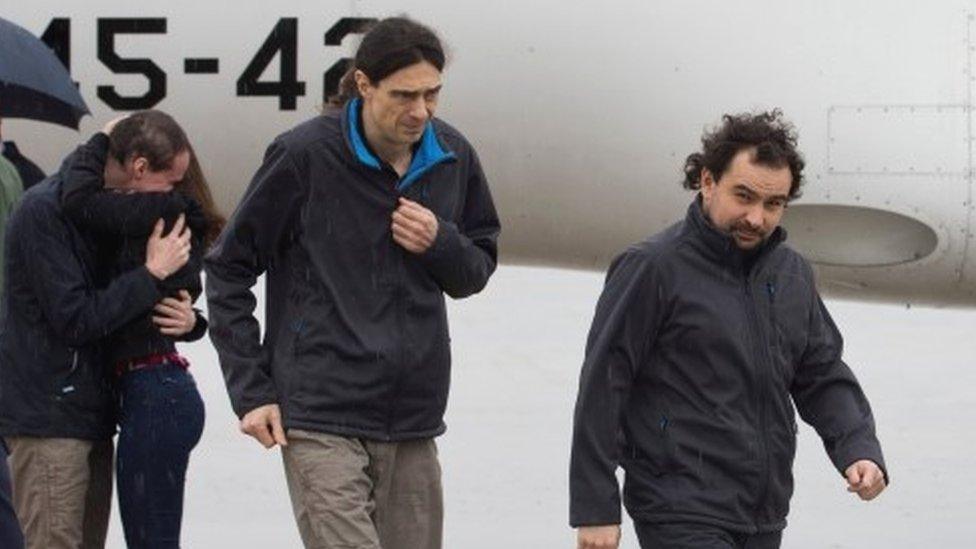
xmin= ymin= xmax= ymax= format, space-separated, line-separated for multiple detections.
xmin=0 ymin=17 xmax=89 ymax=129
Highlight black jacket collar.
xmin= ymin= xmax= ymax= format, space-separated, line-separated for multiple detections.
xmin=685 ymin=195 xmax=786 ymax=275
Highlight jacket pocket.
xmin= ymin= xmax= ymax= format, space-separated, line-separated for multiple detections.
xmin=766 ymin=279 xmax=809 ymax=384
xmin=274 ymin=316 xmax=305 ymax=401
xmin=626 ymin=412 xmax=679 ymax=476
xmin=766 ymin=419 xmax=799 ymax=516
xmin=52 ymin=349 xmax=110 ymax=416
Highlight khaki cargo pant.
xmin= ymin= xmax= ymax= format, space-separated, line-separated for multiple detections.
xmin=282 ymin=429 xmax=443 ymax=549
xmin=4 ymin=437 xmax=113 ymax=549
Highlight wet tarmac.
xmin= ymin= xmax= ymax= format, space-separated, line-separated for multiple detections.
xmin=104 ymin=266 xmax=976 ymax=548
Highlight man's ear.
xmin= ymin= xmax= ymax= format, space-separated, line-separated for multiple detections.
xmin=354 ymin=70 xmax=373 ymax=100
xmin=700 ymin=168 xmax=717 ymax=202
xmin=701 ymin=168 xmax=715 ymax=188
xmin=131 ymin=157 xmax=149 ymax=178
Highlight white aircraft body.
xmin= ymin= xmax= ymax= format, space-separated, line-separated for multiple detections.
xmin=5 ymin=0 xmax=976 ymax=305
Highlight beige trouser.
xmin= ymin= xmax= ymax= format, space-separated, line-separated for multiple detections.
xmin=282 ymin=429 xmax=443 ymax=549
xmin=4 ymin=437 xmax=113 ymax=549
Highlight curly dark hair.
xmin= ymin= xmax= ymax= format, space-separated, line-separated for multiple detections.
xmin=682 ymin=110 xmax=805 ymax=199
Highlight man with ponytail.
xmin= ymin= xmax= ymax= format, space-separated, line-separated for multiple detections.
xmin=206 ymin=16 xmax=500 ymax=549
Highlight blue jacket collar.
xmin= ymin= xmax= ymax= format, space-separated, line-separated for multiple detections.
xmin=345 ymin=98 xmax=456 ymax=192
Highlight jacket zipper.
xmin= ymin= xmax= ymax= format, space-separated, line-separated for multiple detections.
xmin=378 ymin=158 xmax=437 ymax=440
xmin=743 ymin=274 xmax=774 ymax=533
xmin=385 ymin=245 xmax=407 ymax=442
xmin=746 ymin=267 xmax=783 ymax=532
xmin=384 ymin=173 xmax=415 ymax=441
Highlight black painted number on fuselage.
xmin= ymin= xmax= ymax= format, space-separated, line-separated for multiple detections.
xmin=237 ymin=18 xmax=306 ymax=110
xmin=97 ymin=18 xmax=168 ymax=110
xmin=37 ymin=15 xmax=373 ymax=112
xmin=322 ymin=18 xmax=376 ymax=104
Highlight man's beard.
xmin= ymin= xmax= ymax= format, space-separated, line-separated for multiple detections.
xmin=730 ymin=221 xmax=766 ymax=249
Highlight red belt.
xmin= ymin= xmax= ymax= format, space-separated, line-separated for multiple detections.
xmin=116 ymin=352 xmax=189 ymax=377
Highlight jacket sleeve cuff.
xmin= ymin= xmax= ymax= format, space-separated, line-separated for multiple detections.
xmin=420 ymin=217 xmax=462 ymax=263
xmin=134 ymin=265 xmax=164 ymax=304
xmin=233 ymin=397 xmax=280 ymax=420
xmin=177 ymin=309 xmax=208 ymax=342
xmin=569 ymin=474 xmax=623 ymax=528
xmin=831 ymin=440 xmax=889 ymax=486
xmin=569 ymin=502 xmax=622 ymax=528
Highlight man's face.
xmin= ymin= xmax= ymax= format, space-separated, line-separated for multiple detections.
xmin=700 ymin=148 xmax=792 ymax=250
xmin=357 ymin=60 xmax=442 ymax=149
xmin=112 ymin=150 xmax=191 ymax=192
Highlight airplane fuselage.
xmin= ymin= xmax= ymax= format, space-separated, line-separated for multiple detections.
xmin=5 ymin=0 xmax=976 ymax=305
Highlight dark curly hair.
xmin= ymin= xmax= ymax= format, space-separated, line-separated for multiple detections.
xmin=682 ymin=110 xmax=805 ymax=199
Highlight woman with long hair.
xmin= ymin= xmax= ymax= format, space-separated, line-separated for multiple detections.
xmin=60 ymin=110 xmax=225 ymax=548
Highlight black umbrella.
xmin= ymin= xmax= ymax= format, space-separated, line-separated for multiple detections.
xmin=0 ymin=17 xmax=89 ymax=129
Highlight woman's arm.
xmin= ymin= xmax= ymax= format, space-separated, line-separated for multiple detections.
xmin=156 ymin=198 xmax=206 ymax=299
xmin=153 ymin=295 xmax=208 ymax=342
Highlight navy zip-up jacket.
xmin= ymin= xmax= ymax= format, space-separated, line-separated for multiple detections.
xmin=570 ymin=198 xmax=886 ymax=533
xmin=205 ymin=100 xmax=500 ymax=441
xmin=0 ymin=155 xmax=162 ymax=440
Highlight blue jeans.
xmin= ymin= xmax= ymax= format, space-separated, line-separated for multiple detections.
xmin=117 ymin=363 xmax=205 ymax=549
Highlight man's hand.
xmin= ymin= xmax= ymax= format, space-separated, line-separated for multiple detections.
xmin=145 ymin=214 xmax=191 ymax=280
xmin=153 ymin=290 xmax=196 ymax=336
xmin=240 ymin=403 xmax=288 ymax=449
xmin=391 ymin=197 xmax=438 ymax=254
xmin=577 ymin=525 xmax=620 ymax=549
xmin=845 ymin=459 xmax=886 ymax=501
